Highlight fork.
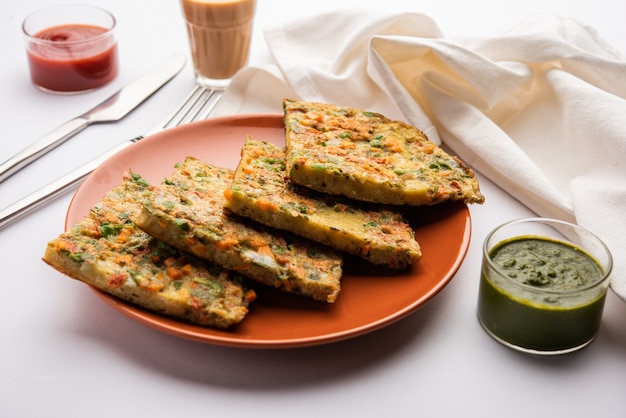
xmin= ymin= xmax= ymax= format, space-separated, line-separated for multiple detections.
xmin=0 ymin=85 xmax=222 ymax=231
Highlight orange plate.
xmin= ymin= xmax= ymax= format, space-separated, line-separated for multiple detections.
xmin=65 ymin=114 xmax=472 ymax=349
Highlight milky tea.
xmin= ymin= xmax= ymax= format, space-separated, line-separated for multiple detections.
xmin=180 ymin=0 xmax=255 ymax=88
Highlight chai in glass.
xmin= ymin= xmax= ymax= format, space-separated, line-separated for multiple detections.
xmin=477 ymin=218 xmax=612 ymax=355
xmin=180 ymin=0 xmax=256 ymax=89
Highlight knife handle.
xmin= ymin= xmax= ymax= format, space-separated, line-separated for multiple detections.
xmin=0 ymin=139 xmax=135 ymax=231
xmin=0 ymin=117 xmax=89 ymax=183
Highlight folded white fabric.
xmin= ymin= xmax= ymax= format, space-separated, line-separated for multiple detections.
xmin=217 ymin=11 xmax=626 ymax=301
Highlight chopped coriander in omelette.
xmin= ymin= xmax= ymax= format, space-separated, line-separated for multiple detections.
xmin=224 ymin=138 xmax=421 ymax=270
xmin=43 ymin=172 xmax=255 ymax=329
xmin=135 ymin=157 xmax=343 ymax=303
xmin=283 ymin=98 xmax=484 ymax=206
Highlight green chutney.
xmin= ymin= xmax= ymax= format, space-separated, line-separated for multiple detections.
xmin=478 ymin=236 xmax=607 ymax=353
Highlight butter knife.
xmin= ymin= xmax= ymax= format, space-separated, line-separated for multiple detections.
xmin=0 ymin=53 xmax=186 ymax=183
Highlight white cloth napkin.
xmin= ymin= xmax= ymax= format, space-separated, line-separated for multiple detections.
xmin=217 ymin=11 xmax=626 ymax=301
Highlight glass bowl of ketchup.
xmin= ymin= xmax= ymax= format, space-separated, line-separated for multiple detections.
xmin=23 ymin=4 xmax=119 ymax=94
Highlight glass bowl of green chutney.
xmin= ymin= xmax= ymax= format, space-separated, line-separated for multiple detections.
xmin=477 ymin=217 xmax=612 ymax=355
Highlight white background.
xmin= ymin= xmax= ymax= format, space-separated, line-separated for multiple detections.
xmin=1 ymin=1 xmax=625 ymax=417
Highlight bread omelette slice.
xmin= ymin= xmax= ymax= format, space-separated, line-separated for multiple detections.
xmin=224 ymin=139 xmax=422 ymax=270
xmin=283 ymin=98 xmax=485 ymax=206
xmin=43 ymin=172 xmax=255 ymax=329
xmin=134 ymin=157 xmax=342 ymax=303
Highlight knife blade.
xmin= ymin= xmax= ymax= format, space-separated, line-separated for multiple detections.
xmin=0 ymin=53 xmax=186 ymax=183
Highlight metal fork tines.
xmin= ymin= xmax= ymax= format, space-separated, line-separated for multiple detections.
xmin=153 ymin=85 xmax=222 ymax=134
xmin=0 ymin=86 xmax=223 ymax=231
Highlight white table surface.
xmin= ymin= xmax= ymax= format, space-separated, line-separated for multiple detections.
xmin=2 ymin=1 xmax=625 ymax=417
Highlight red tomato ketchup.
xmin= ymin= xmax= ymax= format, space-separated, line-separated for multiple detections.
xmin=25 ymin=23 xmax=118 ymax=93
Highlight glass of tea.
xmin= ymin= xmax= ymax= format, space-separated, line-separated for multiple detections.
xmin=179 ymin=0 xmax=256 ymax=90
xmin=23 ymin=4 xmax=119 ymax=94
